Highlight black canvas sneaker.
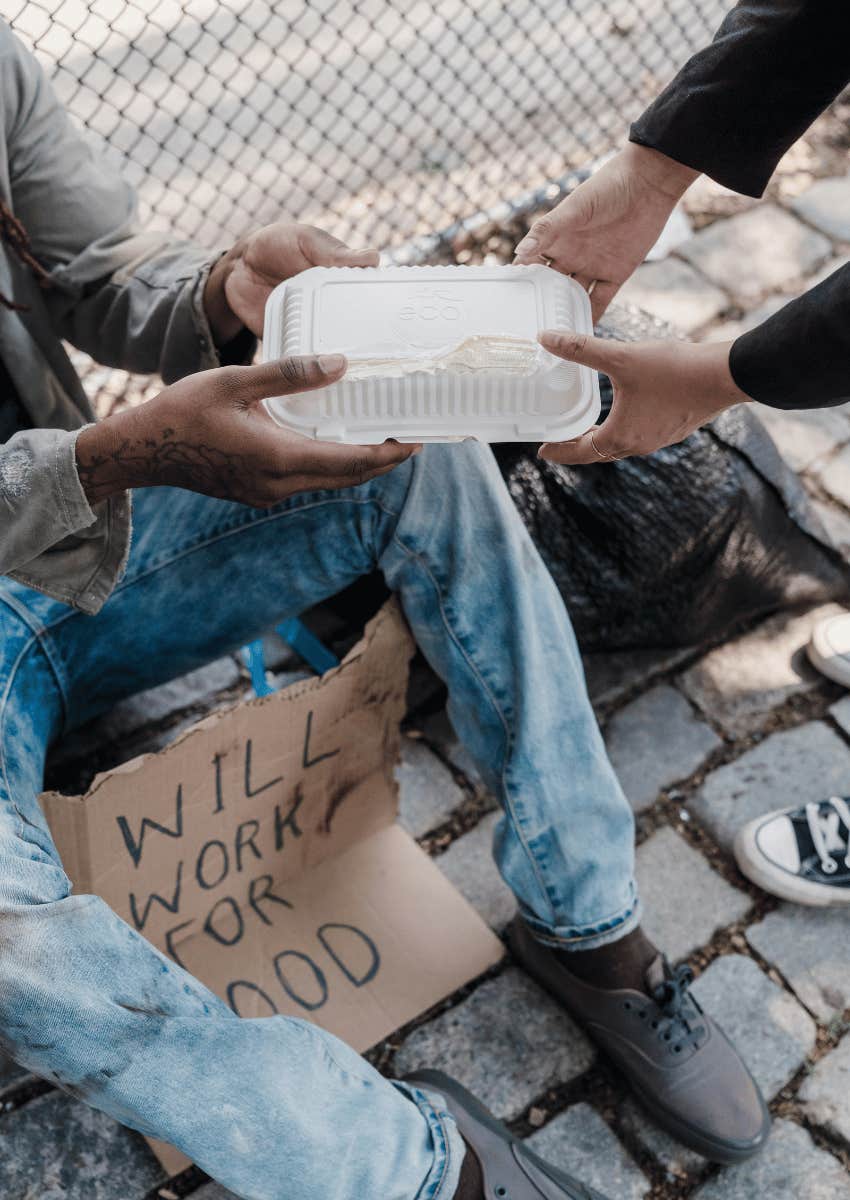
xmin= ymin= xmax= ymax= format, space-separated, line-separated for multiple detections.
xmin=735 ymin=797 xmax=850 ymax=905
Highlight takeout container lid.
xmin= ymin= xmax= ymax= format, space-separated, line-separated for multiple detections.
xmin=262 ymin=264 xmax=600 ymax=444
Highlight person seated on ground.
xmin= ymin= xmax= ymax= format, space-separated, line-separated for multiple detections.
xmin=0 ymin=20 xmax=768 ymax=1200
xmin=513 ymin=0 xmax=850 ymax=911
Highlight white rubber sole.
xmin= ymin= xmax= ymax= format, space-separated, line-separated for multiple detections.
xmin=807 ymin=623 xmax=850 ymax=689
xmin=734 ymin=818 xmax=850 ymax=906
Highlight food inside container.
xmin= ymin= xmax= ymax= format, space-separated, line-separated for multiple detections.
xmin=261 ymin=264 xmax=600 ymax=443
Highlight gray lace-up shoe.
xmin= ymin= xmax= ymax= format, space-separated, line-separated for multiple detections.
xmin=404 ymin=1069 xmax=611 ymax=1200
xmin=508 ymin=919 xmax=771 ymax=1165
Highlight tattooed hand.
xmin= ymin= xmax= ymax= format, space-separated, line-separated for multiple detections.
xmin=204 ymin=224 xmax=380 ymax=344
xmin=75 ymin=355 xmax=420 ymax=506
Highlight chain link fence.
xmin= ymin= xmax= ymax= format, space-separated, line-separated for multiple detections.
xmin=7 ymin=0 xmax=732 ymax=411
xmin=8 ymin=0 xmax=732 ymax=256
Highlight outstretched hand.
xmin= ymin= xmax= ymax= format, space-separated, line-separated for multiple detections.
xmin=205 ymin=223 xmax=380 ymax=344
xmin=76 ymin=355 xmax=420 ymax=506
xmin=514 ymin=144 xmax=699 ymax=322
xmin=537 ymin=331 xmax=748 ymax=464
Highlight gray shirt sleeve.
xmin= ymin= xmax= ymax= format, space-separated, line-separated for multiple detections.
xmin=3 ymin=22 xmax=226 ymax=383
xmin=0 ymin=24 xmax=253 ymax=613
xmin=0 ymin=426 xmax=131 ymax=615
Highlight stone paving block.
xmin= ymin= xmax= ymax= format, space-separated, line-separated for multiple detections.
xmin=605 ymin=685 xmax=721 ymax=812
xmin=702 ymin=294 xmax=787 ymax=344
xmin=813 ymin=443 xmax=850 ymax=510
xmin=746 ymin=904 xmax=850 ymax=1022
xmin=617 ymin=258 xmax=728 ymax=334
xmin=97 ymin=656 xmax=243 ymax=731
xmin=690 ymin=955 xmax=816 ymax=1099
xmin=830 ymin=693 xmax=850 ymax=738
xmin=678 ymin=606 xmax=840 ymax=738
xmin=267 ymin=668 xmax=313 ymax=692
xmin=806 ymin=252 xmax=850 ymax=289
xmin=647 ymin=204 xmax=694 ymax=260
xmin=636 ymin=828 xmax=751 ymax=964
xmin=393 ymin=968 xmax=595 ymax=1120
xmin=791 ymin=173 xmax=850 ymax=241
xmin=526 ymin=1104 xmax=649 ymax=1200
xmin=582 ymin=646 xmax=694 ymax=711
xmin=618 ymin=1096 xmax=708 ymax=1179
xmin=396 ymin=737 xmax=466 ymax=838
xmin=812 ymin=499 xmax=850 ymax=555
xmin=0 ymin=1051 xmax=25 ymax=1091
xmin=437 ymin=811 xmax=516 ymax=931
xmin=691 ymin=721 xmax=850 ymax=851
xmin=798 ymin=1033 xmax=850 ymax=1147
xmin=259 ymin=628 xmax=300 ymax=673
xmin=0 ymin=1091 xmax=164 ymax=1199
xmin=683 ymin=173 xmax=757 ymax=223
xmin=692 ymin=1117 xmax=850 ymax=1200
xmin=49 ymin=655 xmax=244 ymax=770
xmin=677 ymin=204 xmax=832 ymax=306
xmin=417 ymin=708 xmax=485 ymax=790
xmin=754 ymin=406 xmax=850 ymax=473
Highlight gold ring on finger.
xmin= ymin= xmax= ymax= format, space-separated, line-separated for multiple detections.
xmin=590 ymin=429 xmax=618 ymax=462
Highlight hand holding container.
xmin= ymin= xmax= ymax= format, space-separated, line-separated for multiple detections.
xmin=262 ymin=264 xmax=600 ymax=443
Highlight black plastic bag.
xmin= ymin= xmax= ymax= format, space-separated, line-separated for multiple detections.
xmin=493 ymin=305 xmax=850 ymax=651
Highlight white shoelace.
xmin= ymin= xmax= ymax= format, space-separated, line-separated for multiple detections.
xmin=806 ymin=796 xmax=850 ymax=875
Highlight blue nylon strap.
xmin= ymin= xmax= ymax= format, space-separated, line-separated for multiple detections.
xmin=241 ymin=617 xmax=339 ymax=697
xmin=243 ymin=639 xmax=274 ymax=698
xmin=276 ymin=617 xmax=340 ymax=675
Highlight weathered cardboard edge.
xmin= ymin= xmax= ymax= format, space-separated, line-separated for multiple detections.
xmin=45 ymin=597 xmax=413 ymax=806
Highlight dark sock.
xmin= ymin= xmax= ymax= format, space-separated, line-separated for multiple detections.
xmin=453 ymin=1137 xmax=484 ymax=1200
xmin=554 ymin=925 xmax=658 ymax=992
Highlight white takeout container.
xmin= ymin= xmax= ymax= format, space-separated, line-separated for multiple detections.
xmin=262 ymin=264 xmax=600 ymax=443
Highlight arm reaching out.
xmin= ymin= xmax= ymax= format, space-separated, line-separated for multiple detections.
xmin=516 ymin=0 xmax=850 ymax=324
xmin=632 ymin=0 xmax=850 ymax=199
xmin=538 ymin=256 xmax=850 ymax=465
xmin=516 ymin=0 xmax=850 ymax=447
xmin=536 ymin=333 xmax=747 ymax=464
xmin=514 ymin=145 xmax=697 ymax=321
xmin=75 ymin=356 xmax=419 ymax=507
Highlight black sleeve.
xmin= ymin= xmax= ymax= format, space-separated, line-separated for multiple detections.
xmin=729 ymin=264 xmax=850 ymax=409
xmin=630 ymin=0 xmax=850 ymax=198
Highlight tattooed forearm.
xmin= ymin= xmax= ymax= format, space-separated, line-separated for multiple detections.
xmin=76 ymin=423 xmax=255 ymax=505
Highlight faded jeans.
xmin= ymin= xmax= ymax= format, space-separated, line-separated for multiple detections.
xmin=0 ymin=441 xmax=637 ymax=1200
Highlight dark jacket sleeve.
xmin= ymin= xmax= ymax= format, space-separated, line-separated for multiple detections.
xmin=630 ymin=0 xmax=850 ymax=198
xmin=729 ymin=264 xmax=850 ymax=409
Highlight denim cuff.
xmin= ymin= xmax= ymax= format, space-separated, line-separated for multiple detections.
xmin=521 ymin=884 xmax=642 ymax=952
xmin=394 ymin=1081 xmax=466 ymax=1200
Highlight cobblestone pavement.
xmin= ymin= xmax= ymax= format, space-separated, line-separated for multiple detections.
xmin=4 ymin=178 xmax=850 ymax=1199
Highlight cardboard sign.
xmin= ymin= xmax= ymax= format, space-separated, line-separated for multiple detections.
xmin=41 ymin=599 xmax=504 ymax=1173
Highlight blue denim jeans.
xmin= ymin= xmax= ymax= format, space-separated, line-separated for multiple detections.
xmin=0 ymin=442 xmax=637 ymax=1200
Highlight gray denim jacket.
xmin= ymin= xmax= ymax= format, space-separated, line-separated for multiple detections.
xmin=0 ymin=21 xmax=227 ymax=614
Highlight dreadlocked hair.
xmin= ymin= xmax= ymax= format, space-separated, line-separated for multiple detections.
xmin=0 ymin=198 xmax=52 ymax=311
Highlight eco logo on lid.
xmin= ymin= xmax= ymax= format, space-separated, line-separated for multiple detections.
xmin=398 ymin=287 xmax=464 ymax=323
